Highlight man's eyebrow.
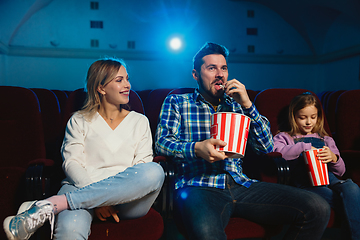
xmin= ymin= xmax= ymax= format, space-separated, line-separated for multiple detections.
xmin=206 ymin=64 xmax=216 ymax=68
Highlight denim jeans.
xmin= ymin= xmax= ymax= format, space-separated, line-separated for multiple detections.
xmin=174 ymin=174 xmax=330 ymax=240
xmin=304 ymin=172 xmax=360 ymax=240
xmin=53 ymin=162 xmax=164 ymax=240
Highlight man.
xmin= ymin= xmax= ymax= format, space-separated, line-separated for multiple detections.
xmin=155 ymin=42 xmax=330 ymax=240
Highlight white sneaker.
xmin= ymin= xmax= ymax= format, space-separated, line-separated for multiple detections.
xmin=3 ymin=200 xmax=54 ymax=240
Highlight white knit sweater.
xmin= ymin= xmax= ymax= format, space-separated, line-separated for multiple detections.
xmin=61 ymin=111 xmax=153 ymax=188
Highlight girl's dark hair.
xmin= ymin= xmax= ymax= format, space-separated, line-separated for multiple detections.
xmin=193 ymin=42 xmax=229 ymax=72
xmin=288 ymin=92 xmax=329 ymax=137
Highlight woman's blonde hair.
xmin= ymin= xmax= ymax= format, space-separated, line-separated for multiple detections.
xmin=79 ymin=57 xmax=129 ymax=120
xmin=288 ymin=92 xmax=329 ymax=137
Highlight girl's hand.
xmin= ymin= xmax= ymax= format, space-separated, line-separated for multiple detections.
xmin=95 ymin=206 xmax=120 ymax=222
xmin=317 ymin=146 xmax=338 ymax=163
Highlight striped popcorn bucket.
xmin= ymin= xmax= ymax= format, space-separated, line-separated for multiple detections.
xmin=210 ymin=112 xmax=250 ymax=158
xmin=303 ymin=149 xmax=330 ymax=186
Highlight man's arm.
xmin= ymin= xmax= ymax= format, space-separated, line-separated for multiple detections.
xmin=225 ymin=79 xmax=273 ymax=155
xmin=155 ymin=94 xmax=227 ymax=163
xmin=155 ymin=95 xmax=195 ymax=159
xmin=243 ymin=104 xmax=274 ymax=154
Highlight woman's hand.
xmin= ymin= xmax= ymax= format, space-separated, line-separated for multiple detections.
xmin=317 ymin=146 xmax=338 ymax=163
xmin=95 ymin=206 xmax=119 ymax=222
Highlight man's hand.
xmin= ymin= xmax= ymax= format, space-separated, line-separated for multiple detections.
xmin=225 ymin=79 xmax=252 ymax=108
xmin=95 ymin=206 xmax=120 ymax=222
xmin=195 ymin=139 xmax=227 ymax=163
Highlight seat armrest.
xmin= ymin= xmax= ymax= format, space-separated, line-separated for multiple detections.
xmin=153 ymin=155 xmax=173 ymax=219
xmin=26 ymin=158 xmax=55 ymax=200
xmin=270 ymin=153 xmax=291 ymax=185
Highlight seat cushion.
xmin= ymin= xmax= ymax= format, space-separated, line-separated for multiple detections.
xmin=88 ymin=208 xmax=164 ymax=240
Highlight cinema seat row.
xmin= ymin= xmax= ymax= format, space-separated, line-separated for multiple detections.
xmin=1 ymin=86 xmax=359 ymax=240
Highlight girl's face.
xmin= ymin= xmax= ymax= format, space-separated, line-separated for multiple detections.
xmin=295 ymin=105 xmax=318 ymax=135
xmin=101 ymin=65 xmax=131 ymax=105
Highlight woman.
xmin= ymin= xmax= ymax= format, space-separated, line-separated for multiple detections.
xmin=4 ymin=58 xmax=165 ymax=240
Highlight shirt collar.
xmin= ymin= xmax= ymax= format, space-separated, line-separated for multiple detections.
xmin=193 ymin=88 xmax=233 ymax=105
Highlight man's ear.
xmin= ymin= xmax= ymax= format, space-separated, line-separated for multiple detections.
xmin=192 ymin=69 xmax=199 ymax=81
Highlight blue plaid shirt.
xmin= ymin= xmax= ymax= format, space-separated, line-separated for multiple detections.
xmin=155 ymin=89 xmax=273 ymax=190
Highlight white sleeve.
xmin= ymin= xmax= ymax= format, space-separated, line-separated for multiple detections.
xmin=61 ymin=113 xmax=93 ymax=188
xmin=132 ymin=116 xmax=154 ymax=165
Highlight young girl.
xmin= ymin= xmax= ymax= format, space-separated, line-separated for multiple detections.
xmin=273 ymin=92 xmax=360 ymax=239
xmin=3 ymin=58 xmax=165 ymax=240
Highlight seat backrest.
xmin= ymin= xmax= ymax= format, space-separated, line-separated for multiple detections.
xmin=255 ymin=88 xmax=331 ymax=136
xmin=144 ymin=88 xmax=174 ymax=139
xmin=63 ymin=88 xmax=144 ymax=126
xmin=51 ymin=90 xmax=69 ymax=120
xmin=63 ymin=88 xmax=88 ymax=126
xmin=325 ymin=90 xmax=345 ymax=136
xmin=168 ymin=87 xmax=195 ymax=95
xmin=31 ymin=88 xmax=62 ymax=143
xmin=335 ymin=90 xmax=360 ymax=151
xmin=320 ymin=91 xmax=334 ymax=112
xmin=136 ymin=89 xmax=152 ymax=114
xmin=247 ymin=89 xmax=259 ymax=102
xmin=129 ymin=90 xmax=145 ymax=114
xmin=0 ymin=86 xmax=46 ymax=167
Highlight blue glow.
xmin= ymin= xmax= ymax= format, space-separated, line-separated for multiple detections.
xmin=180 ymin=191 xmax=188 ymax=199
xmin=169 ymin=37 xmax=182 ymax=50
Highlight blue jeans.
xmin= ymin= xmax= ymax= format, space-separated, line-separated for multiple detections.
xmin=304 ymin=172 xmax=360 ymax=240
xmin=53 ymin=162 xmax=164 ymax=240
xmin=174 ymin=174 xmax=330 ymax=240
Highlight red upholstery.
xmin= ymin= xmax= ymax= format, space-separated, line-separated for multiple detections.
xmin=255 ymin=88 xmax=331 ymax=136
xmin=247 ymin=89 xmax=259 ymax=102
xmin=255 ymin=88 xmax=339 ymax=228
xmin=129 ymin=90 xmax=145 ymax=114
xmin=51 ymin=89 xmax=69 ymax=121
xmin=0 ymin=86 xmax=46 ymax=167
xmin=63 ymin=88 xmax=88 ymax=126
xmin=137 ymin=89 xmax=152 ymax=114
xmin=0 ymin=86 xmax=50 ymax=239
xmin=143 ymin=88 xmax=173 ymax=140
xmin=318 ymin=91 xmax=332 ymax=110
xmin=335 ymin=90 xmax=360 ymax=186
xmin=168 ymin=87 xmax=195 ymax=95
xmin=325 ymin=90 xmax=346 ymax=137
xmin=30 ymin=88 xmax=62 ymax=142
xmin=335 ymin=90 xmax=360 ymax=151
xmin=88 ymin=208 xmax=163 ymax=240
xmin=225 ymin=218 xmax=282 ymax=239
xmin=0 ymin=167 xmax=27 ymax=239
xmin=31 ymin=88 xmax=63 ymax=161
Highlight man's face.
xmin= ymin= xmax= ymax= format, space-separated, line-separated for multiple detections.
xmin=193 ymin=54 xmax=228 ymax=103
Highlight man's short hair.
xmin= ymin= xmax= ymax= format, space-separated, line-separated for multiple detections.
xmin=193 ymin=42 xmax=229 ymax=72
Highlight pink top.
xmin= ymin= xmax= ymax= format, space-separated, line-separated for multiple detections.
xmin=273 ymin=132 xmax=345 ymax=177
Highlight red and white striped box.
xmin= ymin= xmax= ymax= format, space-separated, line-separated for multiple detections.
xmin=303 ymin=149 xmax=330 ymax=186
xmin=210 ymin=112 xmax=250 ymax=158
